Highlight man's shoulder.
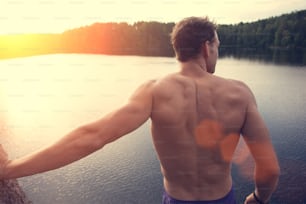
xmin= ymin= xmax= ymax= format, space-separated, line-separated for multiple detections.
xmin=152 ymin=73 xmax=187 ymax=88
xmin=216 ymin=76 xmax=251 ymax=91
xmin=213 ymin=76 xmax=254 ymax=100
xmin=150 ymin=73 xmax=191 ymax=98
xmin=137 ymin=75 xmax=176 ymax=95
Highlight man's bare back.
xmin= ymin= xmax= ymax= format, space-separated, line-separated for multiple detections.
xmin=150 ymin=70 xmax=249 ymax=200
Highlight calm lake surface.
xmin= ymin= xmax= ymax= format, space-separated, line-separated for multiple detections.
xmin=0 ymin=54 xmax=306 ymax=204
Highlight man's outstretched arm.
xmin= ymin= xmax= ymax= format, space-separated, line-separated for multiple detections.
xmin=0 ymin=80 xmax=155 ymax=180
xmin=241 ymin=87 xmax=280 ymax=204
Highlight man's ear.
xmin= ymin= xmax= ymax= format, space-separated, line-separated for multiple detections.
xmin=201 ymin=41 xmax=210 ymax=58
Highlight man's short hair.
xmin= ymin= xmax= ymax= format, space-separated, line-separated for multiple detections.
xmin=170 ymin=17 xmax=217 ymax=62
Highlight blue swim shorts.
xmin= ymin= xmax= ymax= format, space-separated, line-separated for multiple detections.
xmin=162 ymin=187 xmax=237 ymax=204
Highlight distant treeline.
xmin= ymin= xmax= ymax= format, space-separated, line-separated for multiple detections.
xmin=218 ymin=10 xmax=306 ymax=50
xmin=0 ymin=9 xmax=305 ymax=60
xmin=61 ymin=21 xmax=175 ymax=56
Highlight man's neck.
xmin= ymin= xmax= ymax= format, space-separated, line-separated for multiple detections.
xmin=180 ymin=59 xmax=209 ymax=78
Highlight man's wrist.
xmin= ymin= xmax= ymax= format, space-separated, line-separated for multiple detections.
xmin=253 ymin=191 xmax=269 ymax=204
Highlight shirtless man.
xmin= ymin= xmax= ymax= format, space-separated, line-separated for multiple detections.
xmin=0 ymin=17 xmax=279 ymax=204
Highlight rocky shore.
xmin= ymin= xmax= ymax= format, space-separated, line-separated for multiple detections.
xmin=0 ymin=180 xmax=31 ymax=204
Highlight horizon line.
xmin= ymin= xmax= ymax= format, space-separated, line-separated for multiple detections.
xmin=0 ymin=9 xmax=304 ymax=36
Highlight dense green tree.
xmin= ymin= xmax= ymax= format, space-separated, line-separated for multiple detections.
xmin=218 ymin=10 xmax=306 ymax=50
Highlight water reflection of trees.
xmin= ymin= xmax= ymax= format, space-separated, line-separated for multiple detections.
xmin=219 ymin=47 xmax=306 ymax=66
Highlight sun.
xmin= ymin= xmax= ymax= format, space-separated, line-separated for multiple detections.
xmin=0 ymin=34 xmax=61 ymax=59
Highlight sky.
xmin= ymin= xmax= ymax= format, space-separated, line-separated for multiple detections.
xmin=0 ymin=0 xmax=305 ymax=34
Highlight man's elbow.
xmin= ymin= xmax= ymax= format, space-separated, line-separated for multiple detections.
xmin=266 ymin=165 xmax=280 ymax=181
xmin=269 ymin=159 xmax=280 ymax=178
xmin=271 ymin=164 xmax=280 ymax=179
xmin=257 ymin=162 xmax=280 ymax=181
xmin=75 ymin=125 xmax=106 ymax=152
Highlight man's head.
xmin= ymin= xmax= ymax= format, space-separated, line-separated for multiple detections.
xmin=170 ymin=17 xmax=219 ymax=73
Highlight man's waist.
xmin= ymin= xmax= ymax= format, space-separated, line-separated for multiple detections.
xmin=163 ymin=177 xmax=232 ymax=201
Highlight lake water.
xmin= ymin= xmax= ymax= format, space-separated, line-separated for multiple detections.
xmin=0 ymin=54 xmax=306 ymax=204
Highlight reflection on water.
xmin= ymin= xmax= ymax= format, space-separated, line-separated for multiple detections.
xmin=220 ymin=47 xmax=306 ymax=66
xmin=0 ymin=54 xmax=306 ymax=203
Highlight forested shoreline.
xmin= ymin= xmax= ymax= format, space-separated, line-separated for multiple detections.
xmin=0 ymin=9 xmax=305 ymax=61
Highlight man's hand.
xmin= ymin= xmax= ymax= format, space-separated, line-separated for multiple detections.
xmin=0 ymin=144 xmax=9 ymax=180
xmin=244 ymin=193 xmax=258 ymax=204
xmin=244 ymin=192 xmax=268 ymax=204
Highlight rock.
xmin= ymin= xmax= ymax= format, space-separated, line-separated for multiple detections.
xmin=0 ymin=180 xmax=32 ymax=204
